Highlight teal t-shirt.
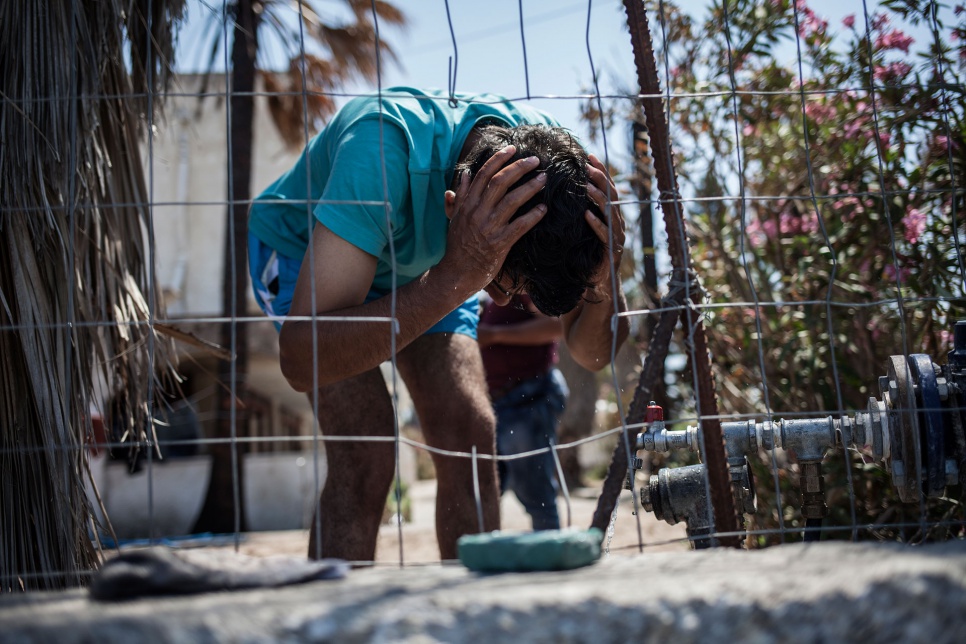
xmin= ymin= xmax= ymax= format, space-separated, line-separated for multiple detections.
xmin=248 ymin=87 xmax=561 ymax=292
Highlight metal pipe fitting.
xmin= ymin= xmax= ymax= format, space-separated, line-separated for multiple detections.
xmin=799 ymin=460 xmax=828 ymax=521
xmin=636 ymin=426 xmax=697 ymax=453
xmin=641 ymin=464 xmax=714 ymax=548
xmin=779 ymin=417 xmax=837 ymax=462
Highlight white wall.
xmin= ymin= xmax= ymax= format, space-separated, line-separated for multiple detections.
xmin=146 ymin=74 xmax=300 ymax=317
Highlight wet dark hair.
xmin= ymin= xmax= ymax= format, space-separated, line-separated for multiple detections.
xmin=457 ymin=124 xmax=605 ymax=316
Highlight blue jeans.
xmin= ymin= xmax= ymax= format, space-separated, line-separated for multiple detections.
xmin=494 ymin=369 xmax=568 ymax=530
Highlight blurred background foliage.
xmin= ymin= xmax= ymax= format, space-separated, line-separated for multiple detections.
xmin=586 ymin=0 xmax=965 ymax=543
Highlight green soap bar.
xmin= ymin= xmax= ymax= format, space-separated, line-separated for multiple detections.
xmin=457 ymin=528 xmax=603 ymax=572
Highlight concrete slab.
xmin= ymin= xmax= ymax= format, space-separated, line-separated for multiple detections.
xmin=2 ymin=540 xmax=965 ymax=643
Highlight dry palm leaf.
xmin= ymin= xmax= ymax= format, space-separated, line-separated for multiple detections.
xmin=0 ymin=0 xmax=186 ymax=591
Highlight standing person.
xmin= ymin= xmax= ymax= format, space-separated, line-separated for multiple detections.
xmin=478 ymin=294 xmax=568 ymax=531
xmin=247 ymin=87 xmax=628 ymax=562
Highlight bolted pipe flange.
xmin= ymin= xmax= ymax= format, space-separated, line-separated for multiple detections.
xmin=854 ymin=410 xmax=868 ymax=447
xmin=910 ymin=354 xmax=947 ymax=497
xmin=946 ymin=459 xmax=959 ymax=486
xmin=892 ymin=460 xmax=907 ymax=491
xmin=869 ymin=397 xmax=890 ymax=461
xmin=885 ymin=355 xmax=920 ymax=502
xmin=937 ymin=377 xmax=950 ymax=401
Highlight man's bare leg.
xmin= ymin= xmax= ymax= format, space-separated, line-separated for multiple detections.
xmin=397 ymin=333 xmax=500 ymax=560
xmin=305 ymin=368 xmax=395 ymax=562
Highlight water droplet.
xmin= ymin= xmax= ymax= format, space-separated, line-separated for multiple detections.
xmin=604 ymin=495 xmax=620 ymax=556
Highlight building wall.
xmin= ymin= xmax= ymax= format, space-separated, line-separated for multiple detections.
xmin=147 ymin=73 xmax=299 ymax=317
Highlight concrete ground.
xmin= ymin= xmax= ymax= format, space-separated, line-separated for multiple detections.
xmin=3 ymin=540 xmax=965 ymax=642
xmin=4 ymin=481 xmax=966 ymax=642
xmin=221 ymin=479 xmax=690 ymax=563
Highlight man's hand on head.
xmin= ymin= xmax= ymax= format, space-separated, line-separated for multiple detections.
xmin=439 ymin=145 xmax=548 ymax=296
xmin=584 ymin=153 xmax=627 ymax=294
xmin=557 ymin=153 xmax=630 ymax=372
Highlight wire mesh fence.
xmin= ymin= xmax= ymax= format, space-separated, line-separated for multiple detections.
xmin=1 ymin=0 xmax=964 ymax=591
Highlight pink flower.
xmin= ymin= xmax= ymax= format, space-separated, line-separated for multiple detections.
xmin=872 ymin=13 xmax=890 ymax=31
xmin=745 ymin=217 xmax=771 ymax=248
xmin=762 ymin=218 xmax=778 ymax=240
xmin=884 ymin=264 xmax=911 ymax=284
xmin=875 ymin=29 xmax=915 ymax=53
xmin=843 ymin=14 xmax=855 ymax=29
xmin=780 ymin=212 xmax=800 ymax=235
xmin=903 ymin=207 xmax=927 ymax=244
xmin=872 ymin=326 xmax=883 ymax=342
xmin=844 ymin=119 xmax=864 ymax=139
xmin=873 ymin=61 xmax=912 ymax=81
xmin=797 ymin=8 xmax=829 ymax=38
xmin=804 ymin=101 xmax=835 ymax=124
xmin=801 ymin=212 xmax=820 ymax=234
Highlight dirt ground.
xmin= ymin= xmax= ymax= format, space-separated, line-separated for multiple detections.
xmin=216 ymin=478 xmax=690 ymax=564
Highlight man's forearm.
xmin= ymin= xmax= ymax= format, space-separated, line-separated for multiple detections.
xmin=564 ymin=281 xmax=630 ymax=371
xmin=480 ymin=316 xmax=562 ymax=347
xmin=278 ymin=268 xmax=470 ymax=391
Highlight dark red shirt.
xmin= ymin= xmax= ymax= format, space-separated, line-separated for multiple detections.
xmin=480 ymin=295 xmax=558 ymax=396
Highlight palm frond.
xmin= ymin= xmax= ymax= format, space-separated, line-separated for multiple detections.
xmin=345 ymin=0 xmax=406 ymax=26
xmin=262 ymin=54 xmax=344 ymax=147
xmin=252 ymin=0 xmax=405 ymax=151
xmin=0 ymin=0 xmax=185 ymax=591
xmin=370 ymin=0 xmax=406 ymax=26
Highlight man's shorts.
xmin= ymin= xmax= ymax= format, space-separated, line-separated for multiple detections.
xmin=248 ymin=232 xmax=479 ymax=338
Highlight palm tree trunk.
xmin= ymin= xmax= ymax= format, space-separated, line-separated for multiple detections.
xmin=194 ymin=0 xmax=258 ymax=533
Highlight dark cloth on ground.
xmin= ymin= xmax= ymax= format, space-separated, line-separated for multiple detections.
xmin=89 ymin=546 xmax=348 ymax=600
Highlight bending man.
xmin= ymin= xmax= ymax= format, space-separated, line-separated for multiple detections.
xmin=247 ymin=87 xmax=628 ymax=562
